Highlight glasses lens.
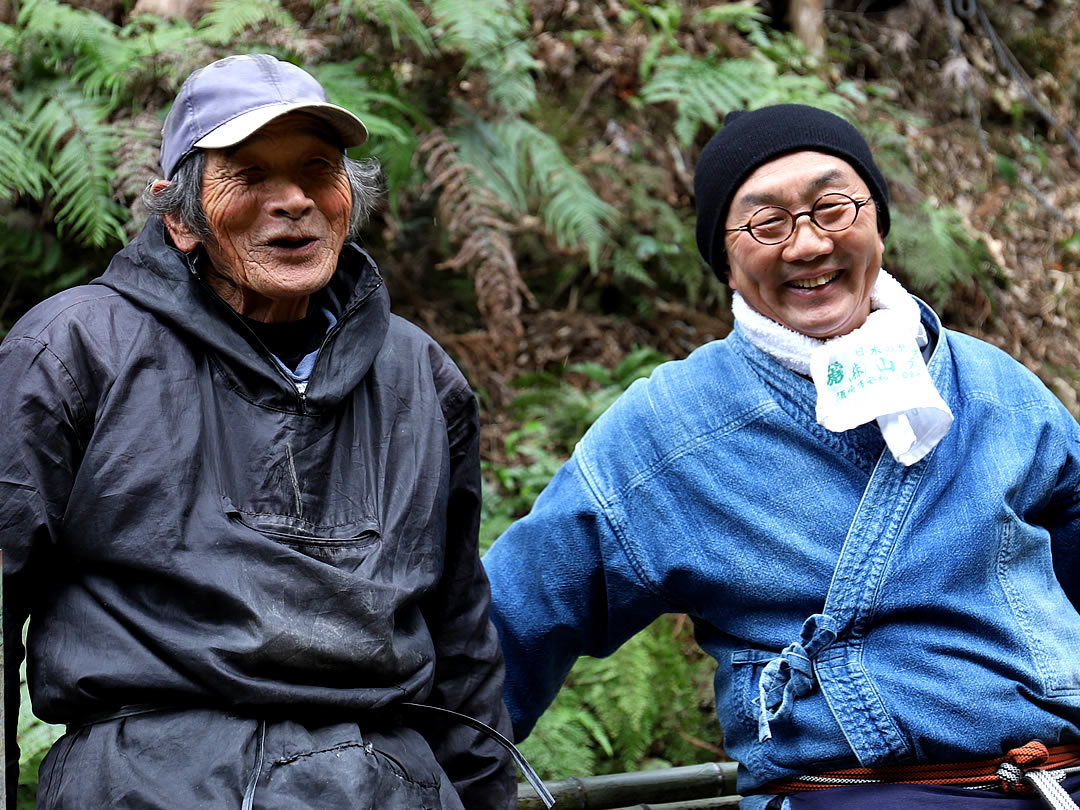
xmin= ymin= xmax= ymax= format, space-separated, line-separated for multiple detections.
xmin=811 ymin=194 xmax=858 ymax=231
xmin=748 ymin=207 xmax=793 ymax=244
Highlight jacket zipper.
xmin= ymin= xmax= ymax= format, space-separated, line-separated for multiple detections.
xmin=192 ymin=260 xmax=384 ymax=413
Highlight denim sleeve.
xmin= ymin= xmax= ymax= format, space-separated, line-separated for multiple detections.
xmin=482 ymin=452 xmax=669 ymax=741
xmin=0 ymin=335 xmax=87 ymax=809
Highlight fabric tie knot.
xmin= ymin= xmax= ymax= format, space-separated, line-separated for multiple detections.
xmin=757 ymin=613 xmax=838 ymax=742
xmin=996 ymin=740 xmax=1080 ymax=809
xmin=998 ymin=741 xmax=1051 ymax=796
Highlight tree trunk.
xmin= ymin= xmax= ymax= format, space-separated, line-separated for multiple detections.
xmin=790 ymin=0 xmax=826 ymax=58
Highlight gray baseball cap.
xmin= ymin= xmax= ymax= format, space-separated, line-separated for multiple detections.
xmin=160 ymin=53 xmax=369 ymax=179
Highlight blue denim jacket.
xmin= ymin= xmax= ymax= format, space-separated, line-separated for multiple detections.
xmin=484 ymin=302 xmax=1080 ymax=807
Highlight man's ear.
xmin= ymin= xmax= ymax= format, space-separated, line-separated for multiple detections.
xmin=151 ymin=179 xmax=201 ymax=252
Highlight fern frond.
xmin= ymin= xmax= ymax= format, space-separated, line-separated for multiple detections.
xmin=334 ymin=0 xmax=434 ymax=54
xmin=493 ymin=118 xmax=617 ymax=271
xmin=887 ymin=200 xmax=998 ymax=308
xmin=11 ymin=0 xmax=197 ymax=108
xmin=751 ymin=73 xmax=855 ymax=116
xmin=695 ymin=1 xmax=770 ymax=34
xmin=418 ymin=129 xmax=525 ymax=349
xmin=15 ymin=0 xmax=126 ymax=101
xmin=0 ymin=107 xmax=46 ymax=200
xmin=312 ymin=63 xmax=424 ymax=145
xmin=428 ymin=0 xmax=539 ymax=114
xmin=92 ymin=16 xmax=200 ymax=101
xmin=640 ymin=54 xmax=764 ymax=145
xmin=198 ymin=0 xmax=298 ymax=47
xmin=448 ymin=117 xmax=530 ymax=212
xmin=0 ymin=20 xmax=18 ymax=55
xmin=517 ymin=699 xmax=598 ymax=780
xmin=21 ymin=88 xmax=126 ymax=247
xmin=16 ymin=0 xmax=117 ymax=65
xmin=521 ymin=615 xmax=718 ymax=777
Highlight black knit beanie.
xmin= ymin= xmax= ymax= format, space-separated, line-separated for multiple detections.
xmin=694 ymin=104 xmax=891 ymax=281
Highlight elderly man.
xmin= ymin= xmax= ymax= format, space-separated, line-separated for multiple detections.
xmin=483 ymin=105 xmax=1080 ymax=809
xmin=0 ymin=53 xmax=516 ymax=809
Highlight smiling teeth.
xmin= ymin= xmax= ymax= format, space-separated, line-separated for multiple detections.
xmin=789 ymin=270 xmax=839 ymax=289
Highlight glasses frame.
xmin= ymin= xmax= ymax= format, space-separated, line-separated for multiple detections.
xmin=724 ymin=193 xmax=874 ymax=246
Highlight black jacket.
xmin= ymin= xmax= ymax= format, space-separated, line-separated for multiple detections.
xmin=0 ymin=218 xmax=514 ymax=808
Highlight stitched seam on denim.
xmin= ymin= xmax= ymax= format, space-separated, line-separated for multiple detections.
xmin=615 ymin=400 xmax=778 ymax=496
xmin=575 ymin=391 xmax=777 ymax=607
xmin=816 ymin=451 xmax=925 ymax=763
xmin=572 ymin=451 xmax=678 ymax=607
xmin=997 ymin=515 xmax=1080 ymax=696
xmin=730 ymin=650 xmax=771 ymax=776
xmin=997 ymin=517 xmax=1051 ymax=688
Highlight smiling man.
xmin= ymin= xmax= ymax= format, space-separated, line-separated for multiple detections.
xmin=483 ymin=105 xmax=1080 ymax=809
xmin=0 ymin=54 xmax=516 ymax=809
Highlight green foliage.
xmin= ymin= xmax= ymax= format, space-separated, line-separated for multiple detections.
xmin=494 ymin=118 xmax=618 ymax=271
xmin=0 ymin=0 xmax=199 ymax=332
xmin=694 ymin=1 xmax=771 ymax=33
xmin=480 ymin=347 xmax=666 ymax=548
xmin=197 ymin=0 xmax=299 ymax=48
xmin=428 ymin=0 xmax=540 ymax=114
xmin=619 ymin=0 xmax=683 ymax=81
xmin=311 ymin=60 xmax=425 ymax=210
xmin=13 ymin=0 xmax=119 ymax=75
xmin=511 ymin=346 xmax=666 ymax=447
xmin=9 ymin=0 xmax=196 ymax=108
xmin=444 ymin=116 xmax=617 ymax=273
xmin=639 ymin=52 xmax=852 ymax=147
xmin=320 ymin=0 xmax=434 ymax=53
xmin=16 ymin=639 xmax=64 ymax=808
xmin=481 ymin=349 xmax=723 ymax=778
xmin=479 ymin=423 xmax=565 ymax=551
xmin=639 ymin=54 xmax=761 ymax=146
xmin=519 ymin=615 xmax=722 ymax=779
xmin=886 ymin=200 xmax=1000 ymax=308
xmin=20 ymin=87 xmax=128 ymax=246
xmin=604 ymin=167 xmax=705 ymax=304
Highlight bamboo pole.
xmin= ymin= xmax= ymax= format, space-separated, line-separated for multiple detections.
xmin=517 ymin=761 xmax=740 ymax=810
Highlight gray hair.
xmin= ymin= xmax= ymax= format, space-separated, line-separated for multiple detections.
xmin=142 ymin=150 xmax=383 ymax=244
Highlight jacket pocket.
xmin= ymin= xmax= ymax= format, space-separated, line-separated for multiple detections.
xmin=264 ymin=729 xmax=444 ymax=810
xmin=998 ymin=513 xmax=1080 ymax=696
xmin=223 ymin=495 xmax=381 ymax=572
xmin=729 ymin=648 xmax=784 ymax=775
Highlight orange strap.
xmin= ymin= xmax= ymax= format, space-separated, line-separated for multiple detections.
xmin=760 ymin=741 xmax=1080 ymax=796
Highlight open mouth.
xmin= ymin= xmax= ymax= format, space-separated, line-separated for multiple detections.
xmin=269 ymin=237 xmax=316 ymax=249
xmin=787 ymin=269 xmax=840 ymax=289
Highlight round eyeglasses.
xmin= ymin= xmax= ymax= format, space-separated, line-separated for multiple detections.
xmin=725 ymin=193 xmax=874 ymax=245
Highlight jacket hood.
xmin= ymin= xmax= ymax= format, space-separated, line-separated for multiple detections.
xmin=93 ymin=216 xmax=390 ymax=411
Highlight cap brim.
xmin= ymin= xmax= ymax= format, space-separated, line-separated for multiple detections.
xmin=193 ymin=102 xmax=369 ymax=150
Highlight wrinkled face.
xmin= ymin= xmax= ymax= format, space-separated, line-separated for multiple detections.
xmin=723 ymin=151 xmax=884 ymax=339
xmin=165 ymin=113 xmax=352 ymax=323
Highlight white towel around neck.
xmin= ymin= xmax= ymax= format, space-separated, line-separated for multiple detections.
xmin=732 ymin=269 xmax=953 ymax=465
